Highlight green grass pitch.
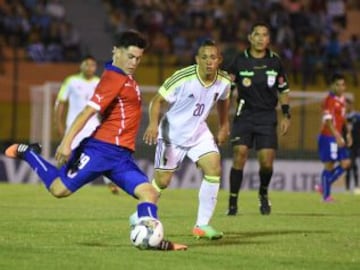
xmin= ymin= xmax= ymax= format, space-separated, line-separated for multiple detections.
xmin=0 ymin=183 xmax=359 ymax=270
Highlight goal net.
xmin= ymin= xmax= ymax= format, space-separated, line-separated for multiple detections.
xmin=30 ymin=82 xmax=353 ymax=160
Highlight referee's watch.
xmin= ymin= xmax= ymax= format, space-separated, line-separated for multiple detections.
xmin=283 ymin=112 xmax=291 ymax=119
xmin=281 ymin=104 xmax=291 ymax=119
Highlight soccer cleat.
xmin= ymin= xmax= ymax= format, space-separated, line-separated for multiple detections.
xmin=322 ymin=196 xmax=335 ymax=203
xmin=314 ymin=184 xmax=323 ymax=195
xmin=5 ymin=143 xmax=42 ymax=159
xmin=129 ymin=212 xmax=138 ymax=229
xmin=156 ymin=240 xmax=188 ymax=251
xmin=259 ymin=194 xmax=271 ymax=215
xmin=192 ymin=225 xmax=223 ymax=240
xmin=226 ymin=206 xmax=238 ymax=216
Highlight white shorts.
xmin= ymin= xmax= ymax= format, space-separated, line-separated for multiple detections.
xmin=154 ymin=138 xmax=219 ymax=171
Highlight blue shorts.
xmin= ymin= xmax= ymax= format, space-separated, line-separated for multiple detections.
xmin=59 ymin=138 xmax=149 ymax=196
xmin=317 ymin=135 xmax=350 ymax=162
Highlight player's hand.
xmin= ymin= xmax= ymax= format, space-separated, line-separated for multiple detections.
xmin=55 ymin=143 xmax=71 ymax=167
xmin=216 ymin=125 xmax=230 ymax=146
xmin=335 ymin=135 xmax=346 ymax=147
xmin=280 ymin=117 xmax=290 ymax=136
xmin=143 ymin=124 xmax=158 ymax=145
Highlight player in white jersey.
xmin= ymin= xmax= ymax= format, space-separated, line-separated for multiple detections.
xmin=130 ymin=40 xmax=231 ymax=239
xmin=54 ymin=55 xmax=120 ymax=194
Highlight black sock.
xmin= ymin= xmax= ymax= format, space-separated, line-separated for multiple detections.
xmin=229 ymin=168 xmax=243 ymax=208
xmin=259 ymin=168 xmax=273 ymax=196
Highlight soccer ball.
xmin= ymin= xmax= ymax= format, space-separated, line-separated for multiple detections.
xmin=130 ymin=217 xmax=164 ymax=250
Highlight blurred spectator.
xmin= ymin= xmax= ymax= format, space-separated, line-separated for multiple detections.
xmin=3 ymin=2 xmax=31 ymax=47
xmin=339 ymin=40 xmax=358 ymax=86
xmin=326 ymin=0 xmax=347 ymax=28
xmin=45 ymin=0 xmax=66 ymax=21
xmin=26 ymin=29 xmax=46 ymax=62
xmin=323 ymin=31 xmax=342 ymax=84
xmin=301 ymin=34 xmax=320 ymax=89
xmin=30 ymin=2 xmax=52 ymax=39
xmin=60 ymin=22 xmax=81 ymax=62
xmin=44 ymin=21 xmax=63 ymax=61
xmin=345 ymin=34 xmax=360 ymax=64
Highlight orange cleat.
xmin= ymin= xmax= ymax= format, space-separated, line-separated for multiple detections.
xmin=5 ymin=143 xmax=41 ymax=159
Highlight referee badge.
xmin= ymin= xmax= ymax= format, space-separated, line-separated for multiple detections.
xmin=267 ymin=75 xmax=276 ymax=87
xmin=242 ymin=77 xmax=251 ymax=87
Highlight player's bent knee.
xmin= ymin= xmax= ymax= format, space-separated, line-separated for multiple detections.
xmin=135 ymin=183 xmax=159 ymax=203
xmin=49 ymin=178 xmax=72 ymax=198
xmin=154 ymin=171 xmax=173 ymax=189
xmin=155 ymin=178 xmax=170 ymax=189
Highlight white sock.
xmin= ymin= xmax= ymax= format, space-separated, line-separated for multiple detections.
xmin=195 ymin=176 xmax=220 ymax=227
xmin=103 ymin=176 xmax=111 ymax=185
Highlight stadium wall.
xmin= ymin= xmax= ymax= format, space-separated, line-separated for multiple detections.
xmin=0 ymin=155 xmax=346 ymax=192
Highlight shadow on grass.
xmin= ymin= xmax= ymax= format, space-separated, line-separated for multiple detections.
xmin=179 ymin=229 xmax=330 ymax=248
xmin=77 ymin=242 xmax=121 ymax=247
xmin=222 ymin=212 xmax=360 ymax=217
xmin=75 ymin=229 xmax=329 ymax=249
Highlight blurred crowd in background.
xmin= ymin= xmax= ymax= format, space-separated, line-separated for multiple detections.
xmin=1 ymin=0 xmax=360 ymax=89
xmin=0 ymin=0 xmax=80 ymax=63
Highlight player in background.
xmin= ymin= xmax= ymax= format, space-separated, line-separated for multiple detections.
xmin=344 ymin=98 xmax=360 ymax=192
xmin=316 ymin=73 xmax=352 ymax=202
xmin=5 ymin=30 xmax=186 ymax=251
xmin=225 ymin=22 xmax=291 ymax=216
xmin=131 ymin=39 xmax=231 ymax=240
xmin=54 ymin=55 xmax=120 ymax=195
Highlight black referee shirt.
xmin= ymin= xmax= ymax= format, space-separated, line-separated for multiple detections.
xmin=227 ymin=48 xmax=290 ymax=113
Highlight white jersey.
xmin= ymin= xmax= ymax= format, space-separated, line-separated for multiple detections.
xmin=158 ymin=65 xmax=231 ymax=147
xmin=56 ymin=73 xmax=100 ymax=148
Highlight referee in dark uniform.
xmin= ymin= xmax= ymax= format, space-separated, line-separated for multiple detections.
xmin=226 ymin=22 xmax=291 ymax=215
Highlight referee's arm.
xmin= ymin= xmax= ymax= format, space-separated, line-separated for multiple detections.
xmin=279 ymin=91 xmax=290 ymax=136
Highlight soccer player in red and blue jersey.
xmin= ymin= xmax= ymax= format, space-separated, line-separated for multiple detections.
xmin=5 ymin=30 xmax=186 ymax=250
xmin=317 ymin=73 xmax=352 ymax=202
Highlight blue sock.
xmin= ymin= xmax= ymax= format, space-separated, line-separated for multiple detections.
xmin=321 ymin=170 xmax=331 ymax=199
xmin=137 ymin=202 xmax=158 ymax=219
xmin=329 ymin=165 xmax=345 ymax=184
xmin=24 ymin=150 xmax=59 ymax=189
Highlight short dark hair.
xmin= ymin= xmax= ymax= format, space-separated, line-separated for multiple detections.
xmin=196 ymin=39 xmax=217 ymax=54
xmin=199 ymin=39 xmax=216 ymax=47
xmin=330 ymin=73 xmax=345 ymax=83
xmin=81 ymin=54 xmax=96 ymax=62
xmin=250 ymin=21 xmax=270 ymax=34
xmin=114 ymin=30 xmax=148 ymax=49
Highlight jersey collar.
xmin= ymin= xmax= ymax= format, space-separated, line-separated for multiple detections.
xmin=245 ymin=48 xmax=273 ymax=59
xmin=104 ymin=61 xmax=127 ymax=75
xmin=195 ymin=65 xmax=217 ymax=88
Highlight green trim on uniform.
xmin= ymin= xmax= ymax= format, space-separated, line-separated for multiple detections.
xmin=56 ymin=73 xmax=99 ymax=101
xmin=151 ymin=179 xmax=163 ymax=192
xmin=162 ymin=65 xmax=196 ymax=90
xmin=239 ymin=70 xmax=255 ymax=76
xmin=266 ymin=70 xmax=278 ymax=76
xmin=204 ymin=175 xmax=220 ymax=183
